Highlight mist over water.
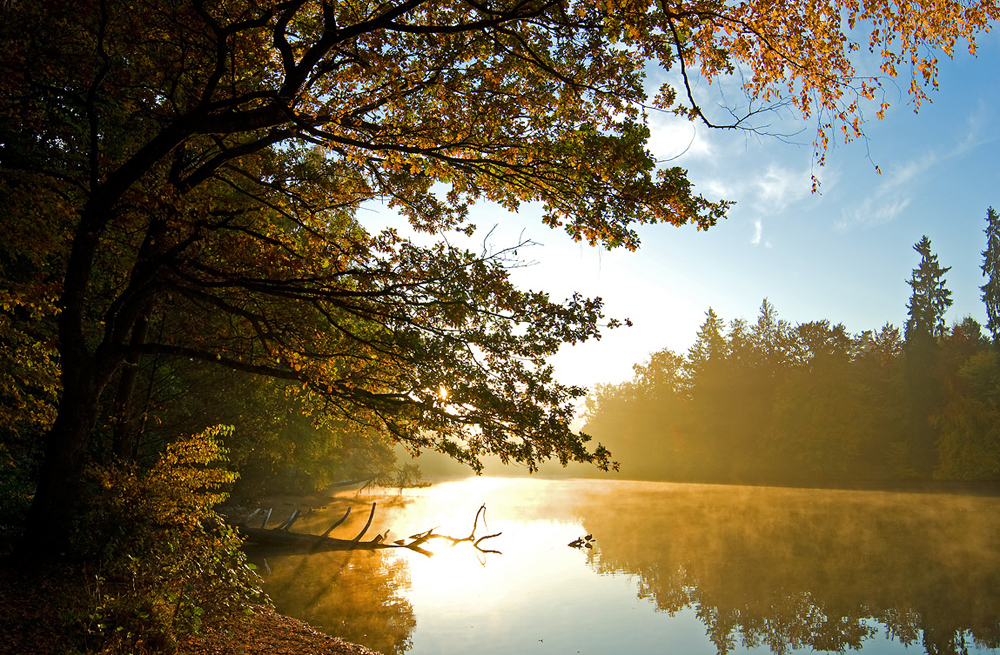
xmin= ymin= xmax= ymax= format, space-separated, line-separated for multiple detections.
xmin=249 ymin=478 xmax=1000 ymax=655
xmin=579 ymin=481 xmax=1000 ymax=654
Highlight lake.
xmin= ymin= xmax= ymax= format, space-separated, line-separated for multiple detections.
xmin=246 ymin=477 xmax=1000 ymax=655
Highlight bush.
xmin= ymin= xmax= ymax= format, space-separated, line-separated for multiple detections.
xmin=70 ymin=425 xmax=268 ymax=653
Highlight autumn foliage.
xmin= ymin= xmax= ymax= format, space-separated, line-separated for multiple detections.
xmin=44 ymin=427 xmax=264 ymax=654
xmin=0 ymin=0 xmax=996 ymax=559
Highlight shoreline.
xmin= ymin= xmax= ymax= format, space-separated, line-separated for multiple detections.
xmin=177 ymin=606 xmax=381 ymax=655
xmin=0 ymin=559 xmax=382 ymax=655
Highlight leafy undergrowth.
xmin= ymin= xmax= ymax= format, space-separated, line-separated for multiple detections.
xmin=0 ymin=427 xmax=380 ymax=654
xmin=0 ymin=561 xmax=379 ymax=655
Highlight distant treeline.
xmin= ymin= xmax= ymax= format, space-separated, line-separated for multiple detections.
xmin=583 ymin=210 xmax=1000 ymax=484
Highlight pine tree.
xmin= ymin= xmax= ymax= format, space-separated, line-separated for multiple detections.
xmin=905 ymin=236 xmax=953 ymax=344
xmin=981 ymin=207 xmax=1000 ymax=342
xmin=686 ymin=308 xmax=728 ymax=378
xmin=752 ymin=298 xmax=791 ymax=370
xmin=903 ymin=235 xmax=953 ymax=477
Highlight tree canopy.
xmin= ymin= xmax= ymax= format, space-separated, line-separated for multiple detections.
xmin=581 ymin=299 xmax=998 ymax=484
xmin=1 ymin=0 xmax=997 ymax=555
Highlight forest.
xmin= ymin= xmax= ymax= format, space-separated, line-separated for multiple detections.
xmin=583 ymin=213 xmax=1000 ymax=485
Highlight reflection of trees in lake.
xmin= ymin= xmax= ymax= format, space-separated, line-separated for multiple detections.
xmin=249 ymin=547 xmax=415 ymax=655
xmin=244 ymin=496 xmax=418 ymax=655
xmin=578 ymin=483 xmax=1000 ymax=655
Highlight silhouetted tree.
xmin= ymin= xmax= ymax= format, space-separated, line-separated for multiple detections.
xmin=904 ymin=236 xmax=952 ymax=476
xmin=581 ymin=349 xmax=687 ymax=480
xmin=582 ymin=278 xmax=1000 ymax=483
xmin=853 ymin=325 xmax=909 ymax=478
xmin=981 ymin=207 xmax=1000 ymax=343
xmin=585 ymin=302 xmax=917 ymax=483
xmin=685 ymin=308 xmax=729 ymax=383
xmin=905 ymin=236 xmax=953 ymax=343
xmin=934 ymin=346 xmax=1000 ymax=480
xmin=677 ymin=309 xmax=732 ymax=480
xmin=751 ymin=298 xmax=792 ymax=372
xmin=765 ymin=321 xmax=862 ymax=479
xmin=933 ymin=317 xmax=998 ymax=480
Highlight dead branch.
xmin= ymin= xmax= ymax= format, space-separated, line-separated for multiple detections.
xmin=319 ymin=507 xmax=351 ymax=538
xmin=351 ymin=503 xmax=376 ymax=541
xmin=275 ymin=508 xmax=300 ymax=532
xmin=399 ymin=505 xmax=501 ymax=555
xmin=234 ymin=502 xmax=501 ymax=557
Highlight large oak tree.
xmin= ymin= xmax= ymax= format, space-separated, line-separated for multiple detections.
xmin=1 ymin=0 xmax=994 ymax=555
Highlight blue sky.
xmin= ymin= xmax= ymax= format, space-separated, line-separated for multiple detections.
xmin=488 ymin=29 xmax=1000 ymax=390
xmin=365 ymin=28 xmax=1000 ymax=393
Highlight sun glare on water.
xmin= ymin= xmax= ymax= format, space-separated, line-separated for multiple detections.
xmin=380 ymin=478 xmax=593 ymax=614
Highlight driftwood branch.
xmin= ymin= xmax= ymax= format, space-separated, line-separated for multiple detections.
xmin=319 ymin=507 xmax=351 ymax=538
xmin=433 ymin=505 xmax=501 ymax=554
xmin=235 ymin=502 xmax=501 ymax=557
xmin=351 ymin=503 xmax=376 ymax=541
xmin=275 ymin=508 xmax=300 ymax=532
xmin=244 ymin=507 xmax=261 ymax=526
xmin=394 ymin=505 xmax=501 ymax=555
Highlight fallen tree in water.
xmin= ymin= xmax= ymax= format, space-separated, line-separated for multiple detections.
xmin=236 ymin=503 xmax=500 ymax=556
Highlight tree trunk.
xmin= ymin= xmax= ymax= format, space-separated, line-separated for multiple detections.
xmin=19 ymin=377 xmax=106 ymax=559
xmin=111 ymin=302 xmax=154 ymax=461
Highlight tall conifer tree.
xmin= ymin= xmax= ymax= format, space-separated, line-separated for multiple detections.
xmin=981 ymin=207 xmax=1000 ymax=342
xmin=686 ymin=308 xmax=728 ymax=380
xmin=903 ymin=235 xmax=952 ymax=477
xmin=905 ymin=236 xmax=953 ymax=343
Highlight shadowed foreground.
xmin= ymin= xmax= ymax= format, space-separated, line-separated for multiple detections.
xmin=0 ymin=562 xmax=380 ymax=655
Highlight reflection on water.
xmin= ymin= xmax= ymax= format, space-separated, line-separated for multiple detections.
xmin=579 ymin=482 xmax=1000 ymax=655
xmin=253 ymin=547 xmax=415 ymax=655
xmin=248 ymin=478 xmax=1000 ymax=655
xmin=246 ymin=495 xmax=418 ymax=655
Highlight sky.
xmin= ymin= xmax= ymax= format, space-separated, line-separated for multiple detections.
xmin=369 ymin=28 xmax=1000 ymax=394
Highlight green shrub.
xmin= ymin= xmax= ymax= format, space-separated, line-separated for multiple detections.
xmin=70 ymin=425 xmax=268 ymax=653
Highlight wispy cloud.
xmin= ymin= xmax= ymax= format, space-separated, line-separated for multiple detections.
xmin=838 ymin=102 xmax=999 ymax=232
xmin=701 ymin=162 xmax=812 ymax=247
xmin=700 ymin=177 xmax=733 ymax=201
xmin=953 ymin=99 xmax=999 ymax=157
xmin=837 ymin=197 xmax=912 ymax=230
xmin=646 ymin=113 xmax=713 ymax=161
xmin=730 ymin=162 xmax=815 ymax=251
xmin=752 ymin=163 xmax=811 ymax=215
xmin=879 ymin=152 xmax=938 ymax=192
xmin=837 ymin=151 xmax=937 ymax=231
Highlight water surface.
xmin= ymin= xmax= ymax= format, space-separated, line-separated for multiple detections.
xmin=248 ymin=478 xmax=1000 ymax=655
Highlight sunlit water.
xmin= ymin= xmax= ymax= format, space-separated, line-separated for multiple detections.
xmin=246 ymin=478 xmax=1000 ymax=655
